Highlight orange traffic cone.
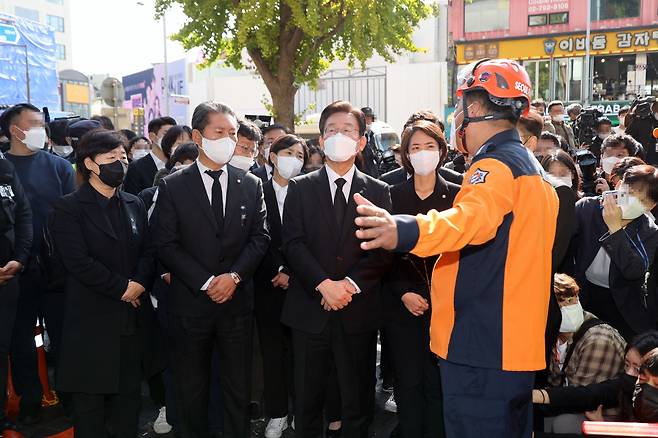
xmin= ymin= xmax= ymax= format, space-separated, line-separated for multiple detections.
xmin=35 ymin=323 xmax=58 ymax=408
xmin=5 ymin=358 xmax=19 ymax=421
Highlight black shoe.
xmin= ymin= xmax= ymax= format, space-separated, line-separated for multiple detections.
xmin=326 ymin=427 xmax=342 ymax=438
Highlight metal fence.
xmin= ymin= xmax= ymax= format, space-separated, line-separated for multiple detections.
xmin=295 ymin=67 xmax=387 ymax=120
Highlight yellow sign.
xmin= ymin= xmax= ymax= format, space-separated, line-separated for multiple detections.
xmin=64 ymin=83 xmax=89 ymax=105
xmin=457 ymin=27 xmax=658 ymax=64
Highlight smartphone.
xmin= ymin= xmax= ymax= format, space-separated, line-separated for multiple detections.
xmin=601 ymin=190 xmax=629 ymax=207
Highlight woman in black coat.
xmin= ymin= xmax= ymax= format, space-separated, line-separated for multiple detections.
xmin=51 ymin=129 xmax=154 ymax=438
xmin=254 ymin=134 xmax=308 ymax=436
xmin=384 ymin=121 xmax=459 ymax=438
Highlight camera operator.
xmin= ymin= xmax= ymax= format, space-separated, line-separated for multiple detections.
xmin=567 ymin=103 xmax=582 ymax=126
xmin=545 ymin=101 xmax=576 ymax=150
xmin=589 ymin=117 xmax=613 ymax=159
xmin=592 ymin=134 xmax=642 ymax=195
xmin=625 ymin=97 xmax=658 ymax=165
xmin=360 ymin=107 xmax=382 ymax=178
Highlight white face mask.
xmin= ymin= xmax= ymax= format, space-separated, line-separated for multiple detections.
xmin=599 ymin=132 xmax=611 ymax=141
xmin=409 ymin=150 xmax=441 ymax=176
xmin=619 ymin=191 xmax=649 ymax=220
xmin=601 ymin=156 xmax=621 ymax=175
xmin=550 ymin=174 xmax=573 ymax=188
xmin=17 ymin=127 xmax=46 ymax=151
xmin=654 ymin=113 xmax=658 ymax=121
xmin=132 ymin=149 xmax=149 ymax=161
xmin=52 ymin=144 xmax=73 ymax=157
xmin=276 ymin=155 xmax=304 ymax=180
xmin=559 ymin=302 xmax=584 ymax=333
xmin=323 ymin=133 xmax=358 ymax=163
xmin=551 ymin=115 xmax=564 ymax=123
xmin=263 ymin=147 xmax=270 ymax=161
xmin=201 ymin=136 xmax=236 ymax=165
xmin=229 ymin=155 xmax=254 ymax=171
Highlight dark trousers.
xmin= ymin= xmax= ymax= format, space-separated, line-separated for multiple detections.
xmin=71 ymin=335 xmax=141 ymax=438
xmin=255 ymin=293 xmax=294 ymax=418
xmin=156 ymin=297 xmax=179 ymax=428
xmin=292 ymin=316 xmax=377 ymax=438
xmin=0 ymin=279 xmax=19 ymax=421
xmin=169 ymin=312 xmax=253 ymax=438
xmin=386 ymin=319 xmax=444 ymax=438
xmin=581 ymin=281 xmax=636 ymax=342
xmin=378 ymin=330 xmax=393 ymax=387
xmin=439 ymin=359 xmax=534 ymax=438
xmin=324 ymin=367 xmax=341 ymax=423
xmin=11 ymin=268 xmax=43 ymax=415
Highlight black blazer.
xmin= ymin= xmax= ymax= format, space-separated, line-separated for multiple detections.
xmin=124 ymin=154 xmax=159 ymax=195
xmin=385 ymin=175 xmax=459 ymax=324
xmin=281 ymin=167 xmax=392 ymax=334
xmin=51 ymin=182 xmax=154 ymax=393
xmin=380 ymin=166 xmax=464 ymax=187
xmin=252 ymin=165 xmax=271 ymax=184
xmin=155 ymin=162 xmax=269 ymax=318
xmin=573 ymin=197 xmax=658 ymax=334
xmin=256 ymin=180 xmax=287 ymax=284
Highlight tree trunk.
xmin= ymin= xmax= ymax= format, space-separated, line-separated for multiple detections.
xmin=270 ymin=86 xmax=297 ymax=132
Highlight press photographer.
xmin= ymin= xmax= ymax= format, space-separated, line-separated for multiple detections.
xmin=573 ymin=107 xmax=603 ymax=155
xmin=625 ymin=96 xmax=657 ymax=165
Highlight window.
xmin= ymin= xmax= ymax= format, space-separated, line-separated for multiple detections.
xmin=56 ymin=44 xmax=66 ymax=61
xmin=549 ymin=12 xmax=569 ymax=24
xmin=464 ymin=0 xmax=510 ymax=33
xmin=14 ymin=6 xmax=39 ymax=22
xmin=592 ymin=55 xmax=636 ymax=101
xmin=591 ymin=0 xmax=640 ymax=21
xmin=46 ymin=0 xmax=64 ymax=4
xmin=47 ymin=15 xmax=65 ymax=33
xmin=528 ymin=14 xmax=548 ymax=26
xmin=523 ymin=60 xmax=551 ymax=101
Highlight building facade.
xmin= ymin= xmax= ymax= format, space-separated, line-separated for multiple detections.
xmin=450 ymin=0 xmax=658 ymax=113
xmin=0 ymin=0 xmax=71 ymax=70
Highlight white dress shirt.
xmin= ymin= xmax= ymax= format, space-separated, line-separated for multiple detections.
xmin=196 ymin=159 xmax=228 ymax=215
xmin=150 ymin=150 xmax=167 ymax=171
xmin=325 ymin=163 xmax=356 ymax=204
xmin=322 ymin=164 xmax=360 ymax=293
xmin=272 ymin=179 xmax=288 ymax=222
xmin=196 ymin=159 xmax=229 ymax=291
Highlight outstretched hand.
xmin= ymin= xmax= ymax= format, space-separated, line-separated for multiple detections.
xmin=354 ymin=193 xmax=398 ymax=251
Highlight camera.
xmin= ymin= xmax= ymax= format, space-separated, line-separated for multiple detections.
xmin=632 ymin=96 xmax=656 ymax=119
xmin=574 ymin=149 xmax=599 ymax=195
xmin=379 ymin=149 xmax=399 ymax=175
xmin=574 ymin=108 xmax=603 ymax=146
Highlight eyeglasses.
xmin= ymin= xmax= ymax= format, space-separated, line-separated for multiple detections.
xmin=324 ymin=127 xmax=359 ymax=138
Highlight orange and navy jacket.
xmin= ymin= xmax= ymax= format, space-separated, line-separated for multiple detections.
xmin=395 ymin=129 xmax=559 ymax=372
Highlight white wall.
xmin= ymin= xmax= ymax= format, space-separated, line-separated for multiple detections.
xmin=386 ymin=61 xmax=448 ymax=133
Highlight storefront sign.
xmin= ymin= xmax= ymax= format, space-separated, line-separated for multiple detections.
xmin=528 ymin=0 xmax=569 ymax=14
xmin=457 ymin=27 xmax=658 ymax=64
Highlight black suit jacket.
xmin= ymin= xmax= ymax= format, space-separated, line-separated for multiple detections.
xmin=281 ymin=167 xmax=392 ymax=334
xmin=124 ymin=154 xmax=159 ymax=195
xmin=51 ymin=182 xmax=154 ymax=393
xmin=380 ymin=166 xmax=463 ymax=187
xmin=252 ymin=165 xmax=271 ymax=184
xmin=256 ymin=180 xmax=287 ymax=283
xmin=155 ymin=162 xmax=269 ymax=318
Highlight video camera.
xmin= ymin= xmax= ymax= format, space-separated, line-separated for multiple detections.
xmin=574 ymin=149 xmax=599 ymax=195
xmin=632 ymin=96 xmax=656 ymax=119
xmin=574 ymin=108 xmax=603 ymax=146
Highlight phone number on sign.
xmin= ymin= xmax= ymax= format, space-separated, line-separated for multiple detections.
xmin=528 ymin=0 xmax=569 ymax=14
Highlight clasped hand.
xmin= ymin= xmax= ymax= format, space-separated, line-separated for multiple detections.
xmin=121 ymin=281 xmax=145 ymax=308
xmin=318 ymin=279 xmax=356 ymax=311
xmin=207 ymin=273 xmax=237 ymax=304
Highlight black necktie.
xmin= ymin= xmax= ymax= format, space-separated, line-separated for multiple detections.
xmin=334 ymin=177 xmax=347 ymax=227
xmin=205 ymin=169 xmax=224 ymax=228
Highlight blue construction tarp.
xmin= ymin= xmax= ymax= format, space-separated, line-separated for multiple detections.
xmin=0 ymin=13 xmax=59 ymax=110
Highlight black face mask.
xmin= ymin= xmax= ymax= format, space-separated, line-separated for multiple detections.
xmin=621 ymin=373 xmax=637 ymax=396
xmin=633 ymin=382 xmax=658 ymax=422
xmin=94 ymin=160 xmax=126 ymax=188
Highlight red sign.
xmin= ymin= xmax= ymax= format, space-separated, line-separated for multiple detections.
xmin=528 ymin=0 xmax=569 ymax=14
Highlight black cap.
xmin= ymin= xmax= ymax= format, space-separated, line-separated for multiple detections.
xmin=361 ymin=107 xmax=375 ymax=117
xmin=67 ymin=119 xmax=102 ymax=142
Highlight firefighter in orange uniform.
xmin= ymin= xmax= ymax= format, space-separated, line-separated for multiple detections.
xmin=353 ymin=59 xmax=559 ymax=438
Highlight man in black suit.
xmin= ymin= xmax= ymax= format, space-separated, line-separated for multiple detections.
xmin=124 ymin=116 xmax=177 ymax=194
xmin=155 ymin=102 xmax=269 ymax=438
xmin=281 ymin=101 xmax=391 ymax=438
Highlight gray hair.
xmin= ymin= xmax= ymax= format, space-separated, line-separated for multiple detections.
xmin=191 ymin=101 xmax=237 ymax=132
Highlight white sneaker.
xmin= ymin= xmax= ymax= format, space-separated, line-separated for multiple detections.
xmin=153 ymin=406 xmax=173 ymax=434
xmin=384 ymin=393 xmax=397 ymax=413
xmin=265 ymin=416 xmax=289 ymax=438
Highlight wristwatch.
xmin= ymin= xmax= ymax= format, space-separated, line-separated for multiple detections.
xmin=229 ymin=272 xmax=242 ymax=285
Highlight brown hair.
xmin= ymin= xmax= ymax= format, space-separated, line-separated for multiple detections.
xmin=399 ymin=121 xmax=448 ymax=175
xmin=319 ymin=101 xmax=366 ymax=137
xmin=623 ymin=165 xmax=658 ymax=204
xmin=554 ymin=273 xmax=580 ymax=301
xmin=517 ymin=111 xmax=544 ymax=139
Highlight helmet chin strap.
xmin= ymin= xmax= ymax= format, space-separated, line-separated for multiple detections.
xmin=458 ymin=92 xmax=512 ymax=155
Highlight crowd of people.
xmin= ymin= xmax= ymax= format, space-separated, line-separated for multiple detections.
xmin=0 ymin=57 xmax=657 ymax=438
